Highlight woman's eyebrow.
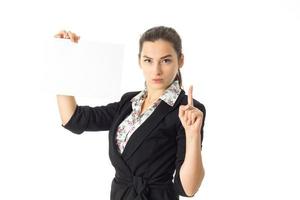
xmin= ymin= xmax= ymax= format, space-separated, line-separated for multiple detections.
xmin=143 ymin=54 xmax=172 ymax=59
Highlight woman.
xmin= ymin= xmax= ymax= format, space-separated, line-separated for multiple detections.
xmin=55 ymin=26 xmax=206 ymax=200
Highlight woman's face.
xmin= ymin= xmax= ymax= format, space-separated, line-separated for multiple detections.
xmin=139 ymin=39 xmax=183 ymax=91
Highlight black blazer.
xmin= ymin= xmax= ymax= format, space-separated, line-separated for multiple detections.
xmin=62 ymin=89 xmax=206 ymax=200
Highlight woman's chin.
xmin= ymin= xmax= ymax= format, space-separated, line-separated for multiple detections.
xmin=149 ymin=84 xmax=166 ymax=90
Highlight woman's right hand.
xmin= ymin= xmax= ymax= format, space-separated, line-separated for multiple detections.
xmin=54 ymin=30 xmax=80 ymax=43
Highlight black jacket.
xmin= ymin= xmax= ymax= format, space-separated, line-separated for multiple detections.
xmin=62 ymin=89 xmax=206 ymax=200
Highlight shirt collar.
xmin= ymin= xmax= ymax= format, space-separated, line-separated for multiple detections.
xmin=130 ymin=80 xmax=182 ymax=107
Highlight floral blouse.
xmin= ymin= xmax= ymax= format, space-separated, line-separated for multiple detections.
xmin=115 ymin=80 xmax=182 ymax=154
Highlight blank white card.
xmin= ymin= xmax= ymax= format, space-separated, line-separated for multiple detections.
xmin=41 ymin=38 xmax=125 ymax=98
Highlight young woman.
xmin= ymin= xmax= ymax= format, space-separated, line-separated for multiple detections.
xmin=55 ymin=26 xmax=206 ymax=200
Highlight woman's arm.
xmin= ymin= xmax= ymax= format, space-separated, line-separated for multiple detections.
xmin=179 ymin=133 xmax=205 ymax=196
xmin=56 ymin=95 xmax=77 ymax=126
xmin=54 ymin=30 xmax=80 ymax=126
xmin=175 ymin=85 xmax=206 ymax=197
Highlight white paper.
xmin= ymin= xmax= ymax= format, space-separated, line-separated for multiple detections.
xmin=41 ymin=38 xmax=125 ymax=98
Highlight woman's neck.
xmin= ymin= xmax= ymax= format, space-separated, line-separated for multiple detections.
xmin=145 ymin=88 xmax=165 ymax=103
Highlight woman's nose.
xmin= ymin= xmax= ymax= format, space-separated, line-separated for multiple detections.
xmin=153 ymin=63 xmax=162 ymax=74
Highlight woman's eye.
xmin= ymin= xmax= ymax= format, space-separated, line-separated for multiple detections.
xmin=162 ymin=59 xmax=171 ymax=63
xmin=144 ymin=59 xmax=151 ymax=63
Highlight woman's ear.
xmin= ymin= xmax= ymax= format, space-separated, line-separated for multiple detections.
xmin=179 ymin=54 xmax=184 ymax=68
xmin=138 ymin=55 xmax=142 ymax=68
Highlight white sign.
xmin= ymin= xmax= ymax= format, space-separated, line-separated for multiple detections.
xmin=41 ymin=38 xmax=125 ymax=98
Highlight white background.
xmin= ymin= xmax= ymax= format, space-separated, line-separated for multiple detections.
xmin=0 ymin=0 xmax=299 ymax=199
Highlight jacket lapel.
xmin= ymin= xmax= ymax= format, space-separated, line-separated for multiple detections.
xmin=109 ymin=98 xmax=133 ymax=171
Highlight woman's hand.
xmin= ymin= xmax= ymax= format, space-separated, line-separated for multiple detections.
xmin=178 ymin=85 xmax=204 ymax=136
xmin=54 ymin=30 xmax=80 ymax=43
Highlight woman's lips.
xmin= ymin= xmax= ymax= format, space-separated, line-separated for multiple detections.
xmin=152 ymin=79 xmax=163 ymax=83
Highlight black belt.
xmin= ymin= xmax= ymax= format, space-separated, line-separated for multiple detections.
xmin=115 ymin=175 xmax=174 ymax=200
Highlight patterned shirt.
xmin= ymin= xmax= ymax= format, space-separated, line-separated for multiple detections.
xmin=115 ymin=80 xmax=182 ymax=154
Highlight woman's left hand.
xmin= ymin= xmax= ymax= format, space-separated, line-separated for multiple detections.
xmin=178 ymin=85 xmax=204 ymax=136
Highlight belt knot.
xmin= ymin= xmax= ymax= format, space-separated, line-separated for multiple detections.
xmin=132 ymin=175 xmax=150 ymax=199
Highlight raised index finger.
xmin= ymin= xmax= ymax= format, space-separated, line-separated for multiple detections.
xmin=188 ymin=85 xmax=193 ymax=106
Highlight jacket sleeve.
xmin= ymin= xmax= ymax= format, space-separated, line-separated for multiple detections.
xmin=61 ymin=93 xmax=128 ymax=134
xmin=173 ymin=102 xmax=206 ymax=197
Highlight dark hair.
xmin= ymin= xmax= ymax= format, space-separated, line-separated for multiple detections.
xmin=138 ymin=26 xmax=183 ymax=88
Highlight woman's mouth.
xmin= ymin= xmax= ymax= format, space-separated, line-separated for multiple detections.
xmin=152 ymin=78 xmax=163 ymax=83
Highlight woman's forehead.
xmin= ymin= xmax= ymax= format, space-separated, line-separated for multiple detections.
xmin=141 ymin=40 xmax=176 ymax=57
